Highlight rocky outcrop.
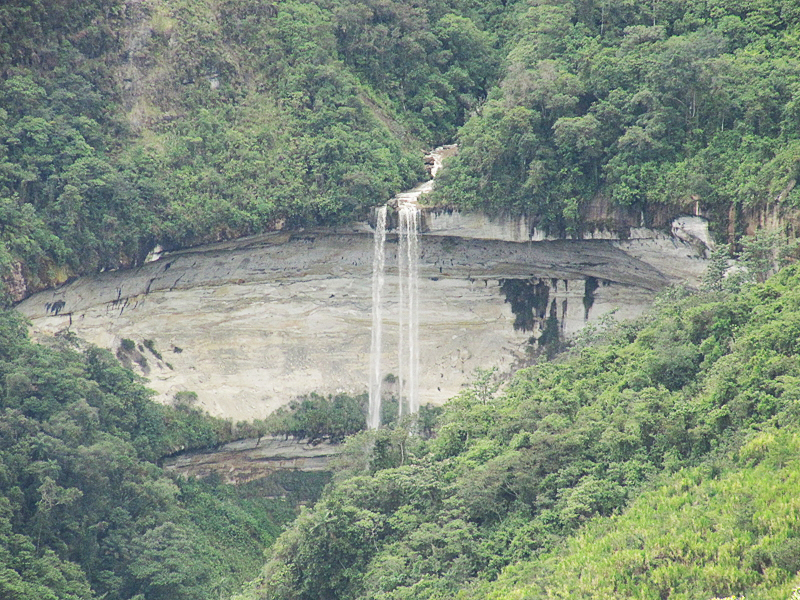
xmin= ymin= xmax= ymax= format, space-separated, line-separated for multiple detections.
xmin=162 ymin=437 xmax=339 ymax=484
xmin=16 ymin=211 xmax=711 ymax=422
xmin=2 ymin=262 xmax=28 ymax=303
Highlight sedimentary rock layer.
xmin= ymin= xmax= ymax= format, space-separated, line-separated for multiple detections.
xmin=16 ymin=214 xmax=710 ymax=421
xmin=162 ymin=437 xmax=339 ymax=483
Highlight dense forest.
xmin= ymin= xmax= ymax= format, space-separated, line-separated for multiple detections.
xmin=433 ymin=0 xmax=800 ymax=236
xmin=4 ymin=0 xmax=800 ymax=599
xmin=0 ymin=0 xmax=503 ymax=299
xmin=0 ymin=308 xmax=327 ymax=600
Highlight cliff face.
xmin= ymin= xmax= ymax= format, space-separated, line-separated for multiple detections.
xmin=16 ymin=212 xmax=711 ymax=421
xmin=162 ymin=437 xmax=340 ymax=484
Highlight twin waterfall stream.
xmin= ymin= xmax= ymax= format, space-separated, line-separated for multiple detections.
xmin=368 ymin=204 xmax=420 ymax=428
xmin=368 ymin=147 xmax=450 ymax=428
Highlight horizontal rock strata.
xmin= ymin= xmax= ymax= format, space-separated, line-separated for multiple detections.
xmin=17 ymin=213 xmax=710 ymax=421
xmin=162 ymin=437 xmax=339 ymax=484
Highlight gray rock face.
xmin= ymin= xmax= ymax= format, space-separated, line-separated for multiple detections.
xmin=2 ymin=262 xmax=28 ymax=303
xmin=16 ymin=212 xmax=710 ymax=422
xmin=162 ymin=436 xmax=339 ymax=483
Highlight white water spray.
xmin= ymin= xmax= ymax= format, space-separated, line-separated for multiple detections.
xmin=368 ymin=206 xmax=387 ymax=430
xmin=398 ymin=204 xmax=420 ymax=417
xmin=397 ymin=209 xmax=407 ymax=419
xmin=369 ymin=204 xmax=419 ymax=428
xmin=368 ymin=144 xmax=455 ymax=429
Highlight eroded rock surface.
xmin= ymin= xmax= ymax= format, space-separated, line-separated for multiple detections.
xmin=16 ymin=213 xmax=710 ymax=421
xmin=162 ymin=437 xmax=339 ymax=484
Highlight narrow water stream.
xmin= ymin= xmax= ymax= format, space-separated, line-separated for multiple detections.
xmin=368 ymin=145 xmax=454 ymax=428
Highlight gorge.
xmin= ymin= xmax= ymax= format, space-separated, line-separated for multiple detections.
xmin=7 ymin=2 xmax=800 ymax=598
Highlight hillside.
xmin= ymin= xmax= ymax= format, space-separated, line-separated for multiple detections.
xmin=0 ymin=307 xmax=328 ymax=600
xmin=433 ymin=0 xmax=800 ymax=238
xmin=466 ymin=433 xmax=800 ymax=599
xmin=238 ymin=265 xmax=800 ymax=600
xmin=5 ymin=1 xmax=800 ymax=599
xmin=4 ymin=0 xmax=800 ymax=303
xmin=0 ymin=0 xmax=503 ymax=300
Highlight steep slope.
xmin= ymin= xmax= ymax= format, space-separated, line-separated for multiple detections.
xmin=465 ymin=432 xmax=800 ymax=599
xmin=0 ymin=0 xmax=506 ymax=301
xmin=237 ymin=264 xmax=800 ymax=600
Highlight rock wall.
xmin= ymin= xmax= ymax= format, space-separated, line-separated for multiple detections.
xmin=16 ymin=212 xmax=711 ymax=422
xmin=162 ymin=437 xmax=339 ymax=484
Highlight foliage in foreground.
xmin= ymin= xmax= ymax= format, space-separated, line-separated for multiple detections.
xmin=242 ymin=264 xmax=800 ymax=600
xmin=0 ymin=310 xmax=292 ymax=600
xmin=466 ymin=429 xmax=800 ymax=599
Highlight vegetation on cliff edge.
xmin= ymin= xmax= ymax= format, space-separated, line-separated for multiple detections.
xmin=0 ymin=0 xmax=506 ymax=298
xmin=3 ymin=0 xmax=800 ymax=297
xmin=434 ymin=0 xmax=800 ymax=237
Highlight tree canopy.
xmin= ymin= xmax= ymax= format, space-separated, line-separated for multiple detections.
xmin=3 ymin=0 xmax=800 ymax=298
xmin=434 ymin=0 xmax=800 ymax=237
xmin=0 ymin=310 xmax=304 ymax=600
xmin=0 ymin=0 xmax=508 ymax=300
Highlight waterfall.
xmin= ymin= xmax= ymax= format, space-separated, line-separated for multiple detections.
xmin=397 ymin=209 xmax=407 ymax=419
xmin=368 ymin=203 xmax=421 ymax=428
xmin=368 ymin=144 xmax=452 ymax=428
xmin=399 ymin=204 xmax=420 ymax=417
xmin=368 ymin=206 xmax=387 ymax=430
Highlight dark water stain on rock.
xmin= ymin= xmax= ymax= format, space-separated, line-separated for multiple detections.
xmin=584 ymin=276 xmax=599 ymax=320
xmin=500 ymin=278 xmax=550 ymax=332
